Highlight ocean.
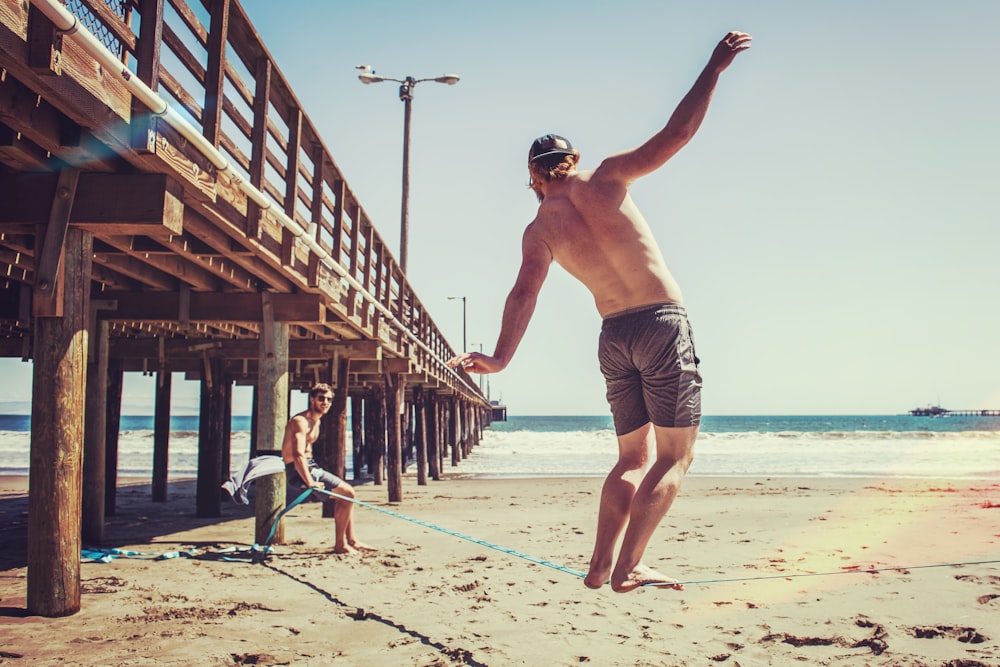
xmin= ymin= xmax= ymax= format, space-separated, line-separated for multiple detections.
xmin=0 ymin=414 xmax=997 ymax=481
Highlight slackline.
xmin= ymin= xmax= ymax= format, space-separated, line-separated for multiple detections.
xmin=84 ymin=487 xmax=1000 ymax=586
xmin=309 ymin=488 xmax=588 ymax=579
xmin=302 ymin=489 xmax=1000 ymax=588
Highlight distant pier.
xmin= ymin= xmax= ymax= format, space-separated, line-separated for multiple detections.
xmin=910 ymin=406 xmax=1000 ymax=417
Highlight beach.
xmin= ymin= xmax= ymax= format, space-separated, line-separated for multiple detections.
xmin=1 ymin=473 xmax=998 ymax=666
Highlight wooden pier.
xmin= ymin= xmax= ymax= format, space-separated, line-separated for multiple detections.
xmin=910 ymin=407 xmax=1000 ymax=417
xmin=0 ymin=0 xmax=491 ymax=616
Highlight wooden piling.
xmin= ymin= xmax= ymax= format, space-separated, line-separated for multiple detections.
xmin=351 ymin=394 xmax=364 ymax=479
xmin=152 ymin=369 xmax=171 ymax=502
xmin=370 ymin=385 xmax=385 ymax=485
xmin=427 ymin=390 xmax=440 ymax=482
xmin=254 ymin=309 xmax=289 ymax=545
xmin=385 ymin=370 xmax=406 ymax=502
xmin=413 ymin=386 xmax=428 ymax=485
xmin=318 ymin=355 xmax=349 ymax=519
xmin=451 ymin=397 xmax=460 ymax=467
xmin=196 ymin=356 xmax=225 ymax=518
xmin=82 ymin=319 xmax=109 ymax=544
xmin=27 ymin=227 xmax=91 ymax=617
xmin=219 ymin=372 xmax=233 ymax=500
xmin=329 ymin=355 xmax=350 ymax=479
xmin=104 ymin=357 xmax=123 ymax=516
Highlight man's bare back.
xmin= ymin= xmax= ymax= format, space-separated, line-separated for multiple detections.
xmin=525 ymin=168 xmax=684 ymax=318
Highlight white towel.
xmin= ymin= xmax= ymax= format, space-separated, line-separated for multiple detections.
xmin=221 ymin=455 xmax=286 ymax=504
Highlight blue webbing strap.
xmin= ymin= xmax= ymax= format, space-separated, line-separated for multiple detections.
xmin=309 ymin=488 xmax=588 ymax=579
xmin=261 ymin=487 xmax=316 ymax=546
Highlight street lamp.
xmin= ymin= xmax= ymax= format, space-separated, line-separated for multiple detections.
xmin=356 ymin=65 xmax=459 ymax=273
xmin=448 ymin=295 xmax=466 ymax=353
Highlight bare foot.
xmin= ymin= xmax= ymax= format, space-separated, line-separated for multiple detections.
xmin=333 ymin=544 xmax=356 ymax=555
xmin=349 ymin=541 xmax=377 ymax=552
xmin=611 ymin=564 xmax=683 ymax=593
xmin=584 ymin=564 xmax=610 ymax=589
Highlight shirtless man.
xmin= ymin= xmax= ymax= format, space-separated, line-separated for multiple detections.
xmin=448 ymin=32 xmax=751 ymax=592
xmin=281 ymin=383 xmax=373 ymax=554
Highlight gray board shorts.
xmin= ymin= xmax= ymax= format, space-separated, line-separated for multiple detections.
xmin=598 ymin=302 xmax=702 ymax=435
xmin=286 ymin=459 xmax=344 ymax=498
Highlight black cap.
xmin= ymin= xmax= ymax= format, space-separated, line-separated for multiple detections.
xmin=529 ymin=134 xmax=574 ymax=163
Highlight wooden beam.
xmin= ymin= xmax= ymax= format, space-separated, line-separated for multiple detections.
xmin=99 ymin=235 xmax=224 ymax=292
xmin=0 ymin=173 xmax=184 ymax=236
xmin=180 ymin=209 xmax=293 ymax=292
xmin=91 ymin=251 xmax=178 ymax=291
xmin=321 ymin=339 xmax=381 ymax=360
xmin=27 ymin=4 xmax=63 ymax=76
xmin=33 ymin=168 xmax=79 ymax=317
xmin=0 ymin=120 xmax=52 ymax=170
xmin=94 ymin=290 xmax=325 ymax=323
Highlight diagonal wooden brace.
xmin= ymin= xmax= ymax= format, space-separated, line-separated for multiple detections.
xmin=33 ymin=169 xmax=80 ymax=317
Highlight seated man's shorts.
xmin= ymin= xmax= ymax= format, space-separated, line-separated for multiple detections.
xmin=598 ymin=302 xmax=702 ymax=435
xmin=286 ymin=460 xmax=345 ymax=497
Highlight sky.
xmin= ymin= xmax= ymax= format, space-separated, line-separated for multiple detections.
xmin=2 ymin=0 xmax=998 ymax=416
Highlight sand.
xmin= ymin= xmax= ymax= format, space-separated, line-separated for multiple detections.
xmin=1 ymin=473 xmax=998 ymax=666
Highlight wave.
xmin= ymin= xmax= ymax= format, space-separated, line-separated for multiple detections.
xmin=0 ymin=428 xmax=997 ymax=480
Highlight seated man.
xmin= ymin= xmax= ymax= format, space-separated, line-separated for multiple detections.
xmin=281 ymin=383 xmax=373 ymax=554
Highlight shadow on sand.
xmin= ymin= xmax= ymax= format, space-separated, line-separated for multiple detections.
xmin=0 ymin=478 xmax=259 ymax=572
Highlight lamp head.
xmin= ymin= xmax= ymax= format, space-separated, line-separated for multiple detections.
xmin=356 ymin=65 xmax=384 ymax=84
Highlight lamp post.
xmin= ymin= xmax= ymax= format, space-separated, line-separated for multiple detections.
xmin=448 ymin=295 xmax=466 ymax=353
xmin=357 ymin=66 xmax=459 ymax=273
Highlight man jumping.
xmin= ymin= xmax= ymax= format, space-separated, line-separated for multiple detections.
xmin=448 ymin=31 xmax=751 ymax=591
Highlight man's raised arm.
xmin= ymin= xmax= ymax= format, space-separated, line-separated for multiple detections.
xmin=597 ymin=31 xmax=752 ymax=184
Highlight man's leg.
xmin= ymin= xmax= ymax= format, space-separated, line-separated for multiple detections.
xmin=584 ymin=423 xmax=655 ymax=588
xmin=610 ymin=424 xmax=698 ymax=592
xmin=329 ymin=482 xmax=375 ymax=553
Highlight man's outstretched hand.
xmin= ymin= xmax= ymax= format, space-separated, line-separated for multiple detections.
xmin=710 ymin=31 xmax=752 ymax=73
xmin=447 ymin=351 xmax=503 ymax=375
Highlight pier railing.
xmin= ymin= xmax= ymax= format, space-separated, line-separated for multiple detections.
xmin=0 ymin=0 xmax=480 ymax=398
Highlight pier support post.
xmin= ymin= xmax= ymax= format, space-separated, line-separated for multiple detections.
xmin=27 ymin=227 xmax=92 ymax=617
xmin=426 ymin=390 xmax=440 ymax=481
xmin=370 ymin=386 xmax=386 ymax=485
xmin=317 ymin=355 xmax=350 ymax=479
xmin=152 ymin=368 xmax=171 ymax=502
xmin=451 ymin=397 xmax=460 ymax=467
xmin=413 ymin=386 xmax=428 ymax=486
xmin=82 ymin=319 xmax=109 ymax=545
xmin=318 ymin=354 xmax=350 ymax=519
xmin=254 ymin=300 xmax=289 ymax=545
xmin=104 ymin=357 xmax=124 ymax=516
xmin=219 ymin=371 xmax=233 ymax=500
xmin=351 ymin=394 xmax=364 ymax=479
xmin=385 ymin=370 xmax=406 ymax=502
xmin=196 ymin=356 xmax=225 ymax=517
